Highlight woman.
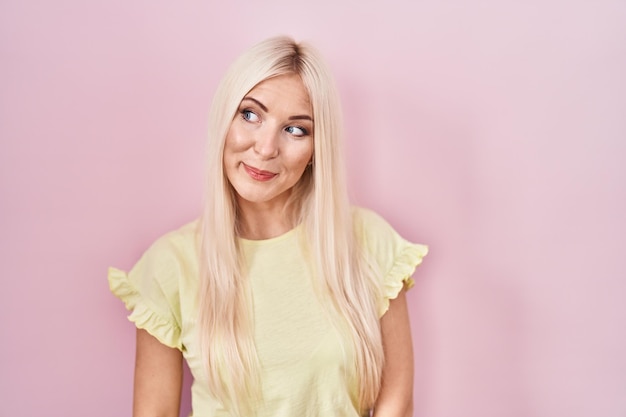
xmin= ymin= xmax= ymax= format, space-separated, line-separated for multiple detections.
xmin=109 ymin=36 xmax=427 ymax=417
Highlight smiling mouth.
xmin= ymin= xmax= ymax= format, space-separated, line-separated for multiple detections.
xmin=243 ymin=163 xmax=277 ymax=181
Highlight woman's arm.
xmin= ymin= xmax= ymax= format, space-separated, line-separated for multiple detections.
xmin=373 ymin=288 xmax=414 ymax=417
xmin=133 ymin=328 xmax=183 ymax=417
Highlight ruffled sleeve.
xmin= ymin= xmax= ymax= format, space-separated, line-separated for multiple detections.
xmin=108 ymin=233 xmax=188 ymax=351
xmin=353 ymin=208 xmax=428 ymax=316
xmin=377 ymin=240 xmax=428 ymax=316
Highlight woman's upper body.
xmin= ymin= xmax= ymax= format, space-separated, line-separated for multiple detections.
xmin=109 ymin=36 xmax=428 ymax=417
xmin=109 ymin=208 xmax=427 ymax=416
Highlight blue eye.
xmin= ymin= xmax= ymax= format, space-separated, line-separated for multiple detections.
xmin=242 ymin=110 xmax=259 ymax=122
xmin=286 ymin=126 xmax=308 ymax=137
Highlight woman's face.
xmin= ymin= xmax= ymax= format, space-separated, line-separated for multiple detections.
xmin=223 ymin=73 xmax=314 ymax=213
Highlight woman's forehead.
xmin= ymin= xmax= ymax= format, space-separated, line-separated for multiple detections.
xmin=243 ymin=74 xmax=312 ymax=114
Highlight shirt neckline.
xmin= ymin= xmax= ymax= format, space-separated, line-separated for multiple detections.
xmin=237 ymin=223 xmax=302 ymax=246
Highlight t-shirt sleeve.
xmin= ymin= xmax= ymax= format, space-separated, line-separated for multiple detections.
xmin=354 ymin=208 xmax=428 ymax=316
xmin=108 ymin=236 xmax=184 ymax=350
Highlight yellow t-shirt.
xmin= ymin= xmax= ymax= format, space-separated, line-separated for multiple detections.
xmin=108 ymin=208 xmax=428 ymax=416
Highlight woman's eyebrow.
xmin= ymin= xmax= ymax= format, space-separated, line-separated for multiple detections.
xmin=288 ymin=114 xmax=313 ymax=121
xmin=242 ymin=97 xmax=268 ymax=112
xmin=242 ymin=96 xmax=313 ymax=122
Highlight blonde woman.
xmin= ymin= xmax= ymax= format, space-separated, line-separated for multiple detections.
xmin=109 ymin=36 xmax=428 ymax=417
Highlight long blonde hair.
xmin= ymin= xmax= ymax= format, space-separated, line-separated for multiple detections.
xmin=198 ymin=36 xmax=383 ymax=414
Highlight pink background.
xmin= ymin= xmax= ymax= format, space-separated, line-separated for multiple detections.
xmin=1 ymin=1 xmax=625 ymax=416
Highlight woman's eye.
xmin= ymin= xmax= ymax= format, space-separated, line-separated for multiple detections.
xmin=286 ymin=126 xmax=308 ymax=137
xmin=242 ymin=110 xmax=259 ymax=122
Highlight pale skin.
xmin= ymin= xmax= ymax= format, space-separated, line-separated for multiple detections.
xmin=374 ymin=289 xmax=415 ymax=417
xmin=133 ymin=74 xmax=414 ymax=416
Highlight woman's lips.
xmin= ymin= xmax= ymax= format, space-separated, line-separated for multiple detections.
xmin=242 ymin=163 xmax=277 ymax=181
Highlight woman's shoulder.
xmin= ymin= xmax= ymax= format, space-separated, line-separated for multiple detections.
xmin=351 ymin=206 xmax=397 ymax=238
xmin=144 ymin=219 xmax=200 ymax=258
xmin=351 ymin=206 xmax=385 ymax=223
xmin=350 ymin=205 xmax=428 ymax=269
xmin=126 ymin=219 xmax=201 ymax=279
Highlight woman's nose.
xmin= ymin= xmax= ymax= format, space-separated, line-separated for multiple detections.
xmin=253 ymin=128 xmax=280 ymax=159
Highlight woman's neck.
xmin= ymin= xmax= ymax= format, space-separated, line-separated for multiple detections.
xmin=236 ymin=201 xmax=296 ymax=240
